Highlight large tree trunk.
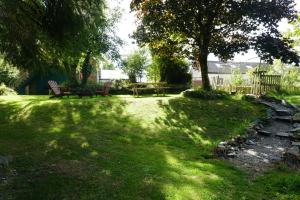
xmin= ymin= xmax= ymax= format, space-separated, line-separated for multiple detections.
xmin=81 ymin=51 xmax=92 ymax=86
xmin=197 ymin=52 xmax=211 ymax=91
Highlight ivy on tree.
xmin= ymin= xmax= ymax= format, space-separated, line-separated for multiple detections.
xmin=131 ymin=0 xmax=300 ymax=90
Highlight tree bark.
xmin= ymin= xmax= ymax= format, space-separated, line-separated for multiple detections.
xmin=81 ymin=51 xmax=92 ymax=86
xmin=197 ymin=52 xmax=211 ymax=91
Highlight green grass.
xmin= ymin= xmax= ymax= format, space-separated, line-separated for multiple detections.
xmin=0 ymin=94 xmax=299 ymax=200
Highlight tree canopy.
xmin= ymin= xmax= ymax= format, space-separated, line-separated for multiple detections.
xmin=122 ymin=50 xmax=148 ymax=83
xmin=131 ymin=0 xmax=300 ymax=90
xmin=0 ymin=0 xmax=121 ymax=76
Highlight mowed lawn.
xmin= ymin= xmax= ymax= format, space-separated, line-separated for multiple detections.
xmin=0 ymin=95 xmax=300 ymax=200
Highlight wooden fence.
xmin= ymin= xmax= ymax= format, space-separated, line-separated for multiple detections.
xmin=251 ymin=71 xmax=281 ymax=95
xmin=211 ymin=71 xmax=281 ymax=95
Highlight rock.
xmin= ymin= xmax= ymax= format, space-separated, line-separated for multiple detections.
xmin=283 ymin=146 xmax=300 ymax=167
xmin=286 ymin=146 xmax=300 ymax=157
xmin=214 ymin=145 xmax=228 ymax=157
xmin=273 ymin=116 xmax=292 ymax=122
xmin=0 ymin=155 xmax=12 ymax=168
xmin=234 ymin=136 xmax=246 ymax=145
xmin=227 ymin=152 xmax=236 ymax=158
xmin=260 ymin=95 xmax=281 ymax=103
xmin=257 ymin=130 xmax=272 ymax=136
xmin=289 ymin=103 xmax=300 ymax=112
xmin=243 ymin=94 xmax=257 ymax=102
xmin=274 ymin=109 xmax=292 ymax=116
xmin=293 ymin=123 xmax=300 ymax=128
xmin=245 ymin=140 xmax=256 ymax=145
xmin=292 ymin=142 xmax=300 ymax=146
xmin=292 ymin=113 xmax=300 ymax=123
xmin=292 ymin=132 xmax=300 ymax=140
xmin=275 ymin=132 xmax=291 ymax=138
xmin=267 ymin=109 xmax=275 ymax=118
xmin=290 ymin=127 xmax=300 ymax=133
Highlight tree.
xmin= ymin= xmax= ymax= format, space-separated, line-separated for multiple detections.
xmin=131 ymin=0 xmax=300 ymax=90
xmin=268 ymin=60 xmax=300 ymax=87
xmin=0 ymin=0 xmax=121 ymax=86
xmin=231 ymin=68 xmax=244 ymax=86
xmin=147 ymin=56 xmax=161 ymax=83
xmin=122 ymin=50 xmax=148 ymax=83
xmin=285 ymin=14 xmax=300 ymax=49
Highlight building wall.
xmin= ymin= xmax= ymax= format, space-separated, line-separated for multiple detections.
xmin=192 ymin=69 xmax=251 ymax=87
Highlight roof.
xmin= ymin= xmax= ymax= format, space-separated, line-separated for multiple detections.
xmin=100 ymin=69 xmax=128 ymax=80
xmin=194 ymin=61 xmax=268 ymax=74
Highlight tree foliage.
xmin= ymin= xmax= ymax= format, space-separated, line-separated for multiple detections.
xmin=147 ymin=56 xmax=161 ymax=83
xmin=285 ymin=14 xmax=300 ymax=48
xmin=122 ymin=50 xmax=148 ymax=83
xmin=131 ymin=0 xmax=299 ymax=90
xmin=154 ymin=56 xmax=191 ymax=85
xmin=268 ymin=60 xmax=300 ymax=87
xmin=0 ymin=0 xmax=121 ymax=77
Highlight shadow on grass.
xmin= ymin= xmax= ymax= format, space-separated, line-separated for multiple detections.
xmin=1 ymin=95 xmax=295 ymax=200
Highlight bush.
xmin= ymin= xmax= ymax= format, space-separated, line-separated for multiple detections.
xmin=0 ymin=63 xmax=20 ymax=88
xmin=183 ymin=89 xmax=229 ymax=100
xmin=0 ymin=83 xmax=17 ymax=95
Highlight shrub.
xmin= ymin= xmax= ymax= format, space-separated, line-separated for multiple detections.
xmin=0 ymin=83 xmax=17 ymax=95
xmin=183 ymin=89 xmax=229 ymax=100
xmin=0 ymin=62 xmax=20 ymax=88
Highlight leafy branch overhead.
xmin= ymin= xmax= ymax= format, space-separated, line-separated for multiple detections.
xmin=0 ymin=0 xmax=121 ymax=74
xmin=131 ymin=0 xmax=300 ymax=90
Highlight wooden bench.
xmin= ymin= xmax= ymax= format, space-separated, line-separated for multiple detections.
xmin=129 ymin=82 xmax=169 ymax=96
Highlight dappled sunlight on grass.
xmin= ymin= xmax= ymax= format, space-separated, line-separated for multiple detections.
xmin=0 ymin=95 xmax=299 ymax=199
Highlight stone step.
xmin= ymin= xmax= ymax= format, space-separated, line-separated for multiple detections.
xmin=275 ymin=132 xmax=291 ymax=138
xmin=273 ymin=116 xmax=292 ymax=122
xmin=292 ymin=113 xmax=300 ymax=123
xmin=274 ymin=109 xmax=292 ymax=116
xmin=257 ymin=130 xmax=272 ymax=136
xmin=292 ymin=142 xmax=300 ymax=146
xmin=290 ymin=127 xmax=300 ymax=133
xmin=286 ymin=146 xmax=300 ymax=157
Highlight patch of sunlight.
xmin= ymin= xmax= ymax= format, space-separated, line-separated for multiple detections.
xmin=89 ymin=151 xmax=99 ymax=157
xmin=0 ymin=95 xmax=21 ymax=101
xmin=163 ymin=183 xmax=216 ymax=200
xmin=49 ymin=127 xmax=64 ymax=133
xmin=71 ymin=112 xmax=81 ymax=123
xmin=164 ymin=150 xmax=180 ymax=166
xmin=101 ymin=169 xmax=111 ymax=176
xmin=70 ymin=133 xmax=86 ymax=141
xmin=188 ymin=132 xmax=212 ymax=145
xmin=45 ymin=140 xmax=63 ymax=153
xmin=81 ymin=142 xmax=90 ymax=148
xmin=182 ymin=126 xmax=211 ymax=145
xmin=216 ymin=102 xmax=224 ymax=106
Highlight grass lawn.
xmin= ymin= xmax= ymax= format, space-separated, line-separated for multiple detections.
xmin=0 ymin=94 xmax=300 ymax=200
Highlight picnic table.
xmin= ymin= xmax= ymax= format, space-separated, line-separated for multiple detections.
xmin=129 ymin=82 xmax=169 ymax=96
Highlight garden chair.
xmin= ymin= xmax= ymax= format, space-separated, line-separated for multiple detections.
xmin=96 ymin=82 xmax=112 ymax=96
xmin=48 ymin=80 xmax=72 ymax=98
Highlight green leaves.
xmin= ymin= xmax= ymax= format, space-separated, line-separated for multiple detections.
xmin=132 ymin=0 xmax=299 ymax=64
xmin=0 ymin=0 xmax=120 ymax=74
xmin=122 ymin=50 xmax=148 ymax=83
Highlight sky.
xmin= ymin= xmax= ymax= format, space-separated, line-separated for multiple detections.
xmin=109 ymin=0 xmax=300 ymax=62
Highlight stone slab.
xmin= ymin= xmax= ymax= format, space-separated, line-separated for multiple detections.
xmin=257 ymin=130 xmax=272 ymax=136
xmin=292 ymin=142 xmax=300 ymax=146
xmin=274 ymin=116 xmax=292 ymax=122
xmin=275 ymin=132 xmax=291 ymax=138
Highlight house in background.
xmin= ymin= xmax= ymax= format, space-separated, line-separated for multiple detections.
xmin=191 ymin=61 xmax=266 ymax=86
xmin=96 ymin=68 xmax=128 ymax=83
xmin=96 ymin=67 xmax=148 ymax=83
